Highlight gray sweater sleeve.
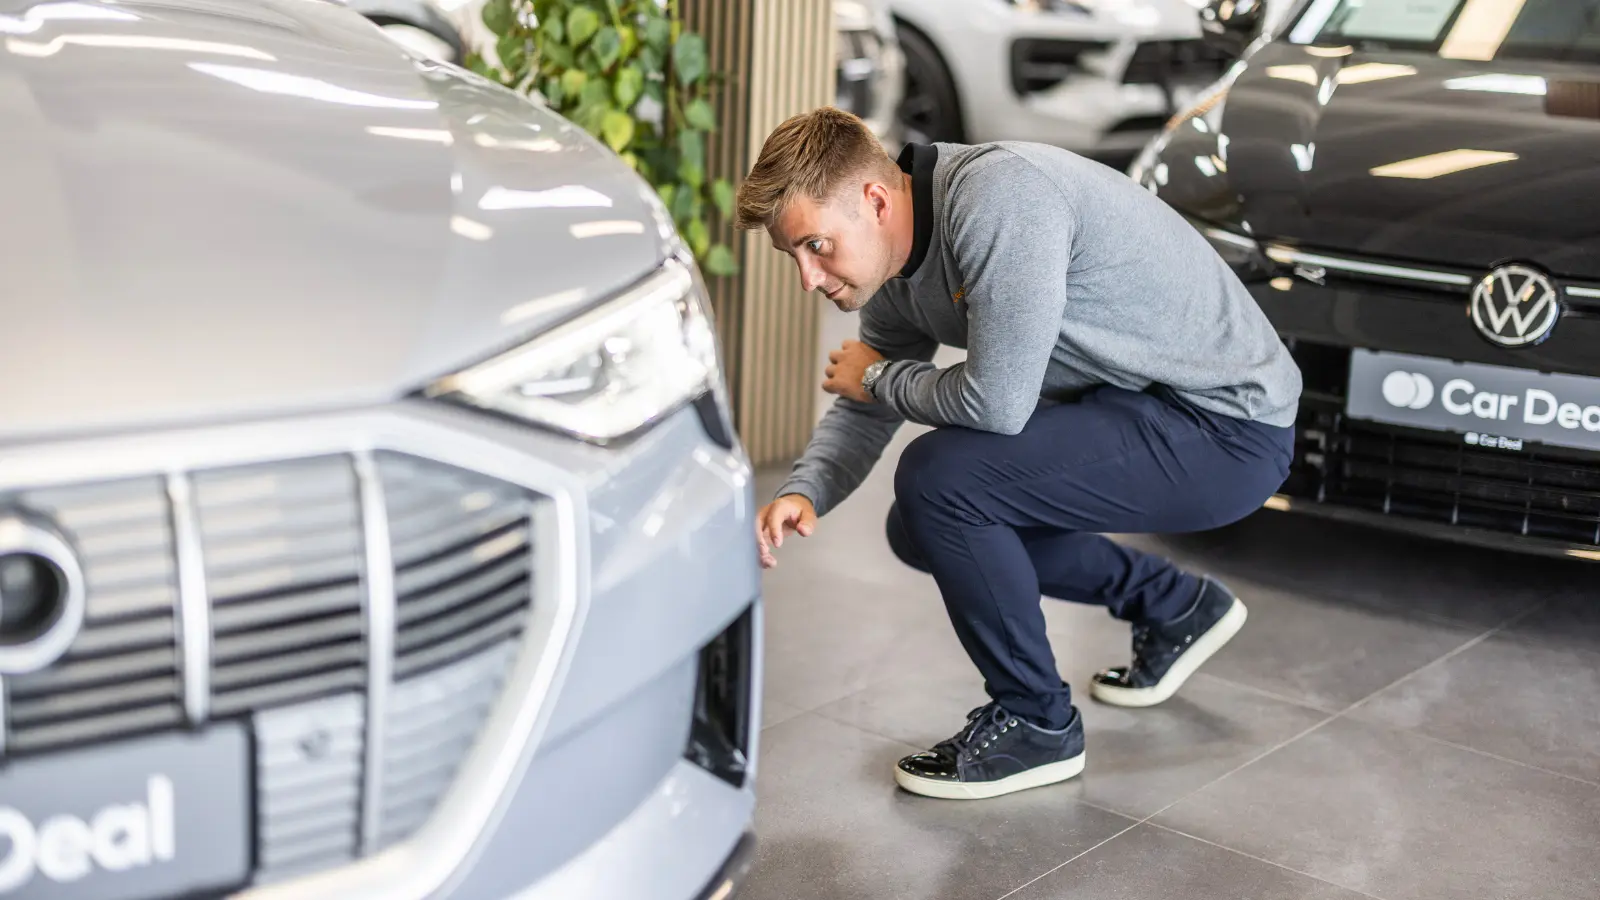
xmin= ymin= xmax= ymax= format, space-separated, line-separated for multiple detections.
xmin=873 ymin=156 xmax=1073 ymax=435
xmin=774 ymin=295 xmax=938 ymax=517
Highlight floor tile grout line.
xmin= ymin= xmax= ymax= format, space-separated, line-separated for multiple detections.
xmin=1352 ymin=716 xmax=1600 ymax=792
xmin=1138 ymin=711 xmax=1342 ymax=824
xmin=1191 ymin=672 xmax=1344 ymax=715
xmin=993 ymin=821 xmax=1144 ymax=900
xmin=1142 ymin=822 xmax=1391 ymax=900
xmin=1334 ymin=597 xmax=1554 ymax=719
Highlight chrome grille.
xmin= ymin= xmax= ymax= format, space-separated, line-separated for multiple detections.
xmin=197 ymin=457 xmax=368 ymax=718
xmin=1 ymin=451 xmax=540 ymax=887
xmin=2 ymin=477 xmax=183 ymax=754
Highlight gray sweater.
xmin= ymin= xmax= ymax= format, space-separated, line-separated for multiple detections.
xmin=778 ymin=141 xmax=1302 ymax=516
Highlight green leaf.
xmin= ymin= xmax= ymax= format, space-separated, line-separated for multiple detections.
xmin=543 ymin=75 xmax=564 ymax=106
xmin=673 ymin=33 xmax=708 ymax=87
xmin=671 ymin=184 xmax=695 ymax=223
xmin=686 ymin=217 xmax=711 ymax=257
xmin=642 ymin=72 xmax=666 ymax=103
xmin=684 ymin=98 xmax=717 ymax=132
xmin=561 ymin=69 xmax=588 ymax=101
xmin=482 ymin=0 xmax=513 ymax=35
xmin=567 ymin=5 xmax=602 ymax=46
xmin=496 ymin=34 xmax=526 ymax=72
xmin=580 ymin=78 xmax=611 ymax=109
xmin=618 ymin=25 xmax=637 ymax=60
xmin=676 ymin=129 xmax=705 ymax=188
xmin=644 ymin=16 xmax=671 ymax=51
xmin=639 ymin=44 xmax=664 ymax=73
xmin=593 ymin=26 xmax=622 ymax=70
xmin=705 ymin=244 xmax=738 ymax=277
xmin=657 ymin=183 xmax=677 ymax=214
xmin=543 ymin=40 xmax=575 ymax=70
xmin=712 ymin=178 xmax=735 ymax=220
xmin=538 ymin=10 xmax=564 ymax=43
xmin=614 ymin=64 xmax=644 ymax=109
xmin=601 ymin=109 xmax=635 ymax=152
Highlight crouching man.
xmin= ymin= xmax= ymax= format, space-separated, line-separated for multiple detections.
xmin=741 ymin=108 xmax=1301 ymax=800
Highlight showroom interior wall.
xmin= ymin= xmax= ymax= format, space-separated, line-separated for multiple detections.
xmin=685 ymin=0 xmax=833 ymax=467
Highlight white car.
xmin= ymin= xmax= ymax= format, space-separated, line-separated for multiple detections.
xmin=887 ymin=0 xmax=1253 ymax=161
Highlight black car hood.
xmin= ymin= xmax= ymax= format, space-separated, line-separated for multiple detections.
xmin=1171 ymin=43 xmax=1600 ymax=279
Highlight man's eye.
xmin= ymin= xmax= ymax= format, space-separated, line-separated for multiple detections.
xmin=807 ymin=240 xmax=824 ymax=253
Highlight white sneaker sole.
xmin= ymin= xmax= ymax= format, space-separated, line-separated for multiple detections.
xmin=893 ymin=752 xmax=1086 ymax=800
xmin=1090 ymin=598 xmax=1248 ymax=708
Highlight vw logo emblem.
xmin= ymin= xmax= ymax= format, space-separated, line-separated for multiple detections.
xmin=0 ymin=511 xmax=87 ymax=676
xmin=1470 ymin=264 xmax=1561 ymax=348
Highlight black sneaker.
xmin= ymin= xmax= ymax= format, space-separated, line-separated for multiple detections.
xmin=894 ymin=702 xmax=1086 ymax=800
xmin=1090 ymin=577 xmax=1247 ymax=708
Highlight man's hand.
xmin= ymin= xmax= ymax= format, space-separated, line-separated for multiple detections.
xmin=823 ymin=340 xmax=885 ymax=404
xmin=756 ymin=494 xmax=818 ymax=569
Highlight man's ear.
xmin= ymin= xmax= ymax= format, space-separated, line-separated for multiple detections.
xmin=865 ymin=181 xmax=890 ymax=222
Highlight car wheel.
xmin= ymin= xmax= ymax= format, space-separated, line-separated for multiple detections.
xmin=894 ymin=22 xmax=963 ymax=145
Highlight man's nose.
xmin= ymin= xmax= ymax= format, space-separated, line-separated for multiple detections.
xmin=795 ymin=258 xmax=825 ymax=293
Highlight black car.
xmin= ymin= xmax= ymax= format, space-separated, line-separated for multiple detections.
xmin=1132 ymin=0 xmax=1600 ymax=561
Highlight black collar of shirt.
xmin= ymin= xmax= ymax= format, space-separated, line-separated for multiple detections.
xmin=896 ymin=142 xmax=937 ymax=279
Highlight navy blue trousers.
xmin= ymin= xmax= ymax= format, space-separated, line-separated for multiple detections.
xmin=887 ymin=385 xmax=1294 ymax=729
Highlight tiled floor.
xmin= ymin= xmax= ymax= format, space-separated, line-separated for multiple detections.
xmin=740 ymin=310 xmax=1600 ymax=900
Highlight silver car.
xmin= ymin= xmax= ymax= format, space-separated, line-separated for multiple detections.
xmin=0 ymin=2 xmax=761 ymax=899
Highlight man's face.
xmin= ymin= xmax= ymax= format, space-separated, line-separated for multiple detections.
xmin=768 ymin=183 xmax=896 ymax=312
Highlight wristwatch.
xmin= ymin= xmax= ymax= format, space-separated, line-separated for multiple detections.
xmin=861 ymin=359 xmax=890 ymax=398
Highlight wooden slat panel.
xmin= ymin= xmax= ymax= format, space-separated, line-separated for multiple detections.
xmin=684 ymin=0 xmax=832 ymax=466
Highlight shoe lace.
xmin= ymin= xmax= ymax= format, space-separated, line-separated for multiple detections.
xmin=941 ymin=702 xmax=1018 ymax=761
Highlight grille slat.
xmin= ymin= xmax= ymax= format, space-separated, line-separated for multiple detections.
xmin=395 ymin=611 xmax=525 ymax=680
xmin=3 ymin=704 xmax=185 ymax=755
xmin=398 ymin=580 xmax=529 ymax=657
xmin=211 ymin=584 xmax=364 ymax=632
xmin=1284 ymin=340 xmax=1600 ymax=548
xmin=5 ymin=452 xmax=539 ymax=889
xmin=8 ymin=676 xmax=180 ymax=725
xmin=394 ymin=525 xmax=529 ymax=599
xmin=397 ymin=561 xmax=527 ymax=629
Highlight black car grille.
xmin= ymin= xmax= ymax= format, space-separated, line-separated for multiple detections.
xmin=1 ymin=452 xmax=540 ymax=885
xmin=1010 ymin=37 xmax=1112 ymax=95
xmin=1284 ymin=340 xmax=1600 ymax=547
xmin=1122 ymin=39 xmax=1232 ymax=86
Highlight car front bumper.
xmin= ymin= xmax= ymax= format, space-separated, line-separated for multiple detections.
xmin=1249 ymin=274 xmax=1600 ymax=561
xmin=0 ymin=395 xmax=762 ymax=900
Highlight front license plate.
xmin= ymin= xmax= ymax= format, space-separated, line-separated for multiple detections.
xmin=0 ymin=724 xmax=251 ymax=900
xmin=1346 ymin=349 xmax=1600 ymax=453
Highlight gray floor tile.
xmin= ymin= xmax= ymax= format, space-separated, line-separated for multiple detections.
xmin=1352 ymin=632 xmax=1600 ymax=785
xmin=1181 ymin=579 xmax=1483 ymax=712
xmin=1155 ymin=716 xmax=1600 ymax=900
xmin=816 ymin=663 xmax=1330 ymax=819
xmin=1508 ymin=589 xmax=1600 ymax=654
xmin=1137 ymin=513 xmax=1580 ymax=630
xmin=761 ymin=569 xmax=973 ymax=713
xmin=744 ymin=712 xmax=1136 ymax=900
xmin=762 ymin=696 xmax=805 ymax=731
xmin=1007 ymin=824 xmax=1374 ymax=900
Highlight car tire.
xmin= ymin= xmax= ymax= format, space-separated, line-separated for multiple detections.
xmin=894 ymin=21 xmax=963 ymax=145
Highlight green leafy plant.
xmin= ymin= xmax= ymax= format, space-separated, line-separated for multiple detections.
xmin=471 ymin=0 xmax=738 ymax=277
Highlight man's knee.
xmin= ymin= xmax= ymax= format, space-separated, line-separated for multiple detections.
xmin=884 ymin=503 xmax=929 ymax=573
xmin=893 ymin=427 xmax=973 ymax=510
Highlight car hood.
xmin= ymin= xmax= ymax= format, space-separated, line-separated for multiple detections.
xmin=0 ymin=0 xmax=674 ymax=442
xmin=1160 ymin=42 xmax=1600 ymax=278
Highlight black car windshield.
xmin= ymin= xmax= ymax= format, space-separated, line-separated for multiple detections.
xmin=1286 ymin=0 xmax=1600 ymax=62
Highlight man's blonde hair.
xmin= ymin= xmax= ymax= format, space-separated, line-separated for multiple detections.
xmin=735 ymin=107 xmax=900 ymax=231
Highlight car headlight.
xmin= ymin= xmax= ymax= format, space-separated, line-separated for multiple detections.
xmin=427 ymin=257 xmax=725 ymax=443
